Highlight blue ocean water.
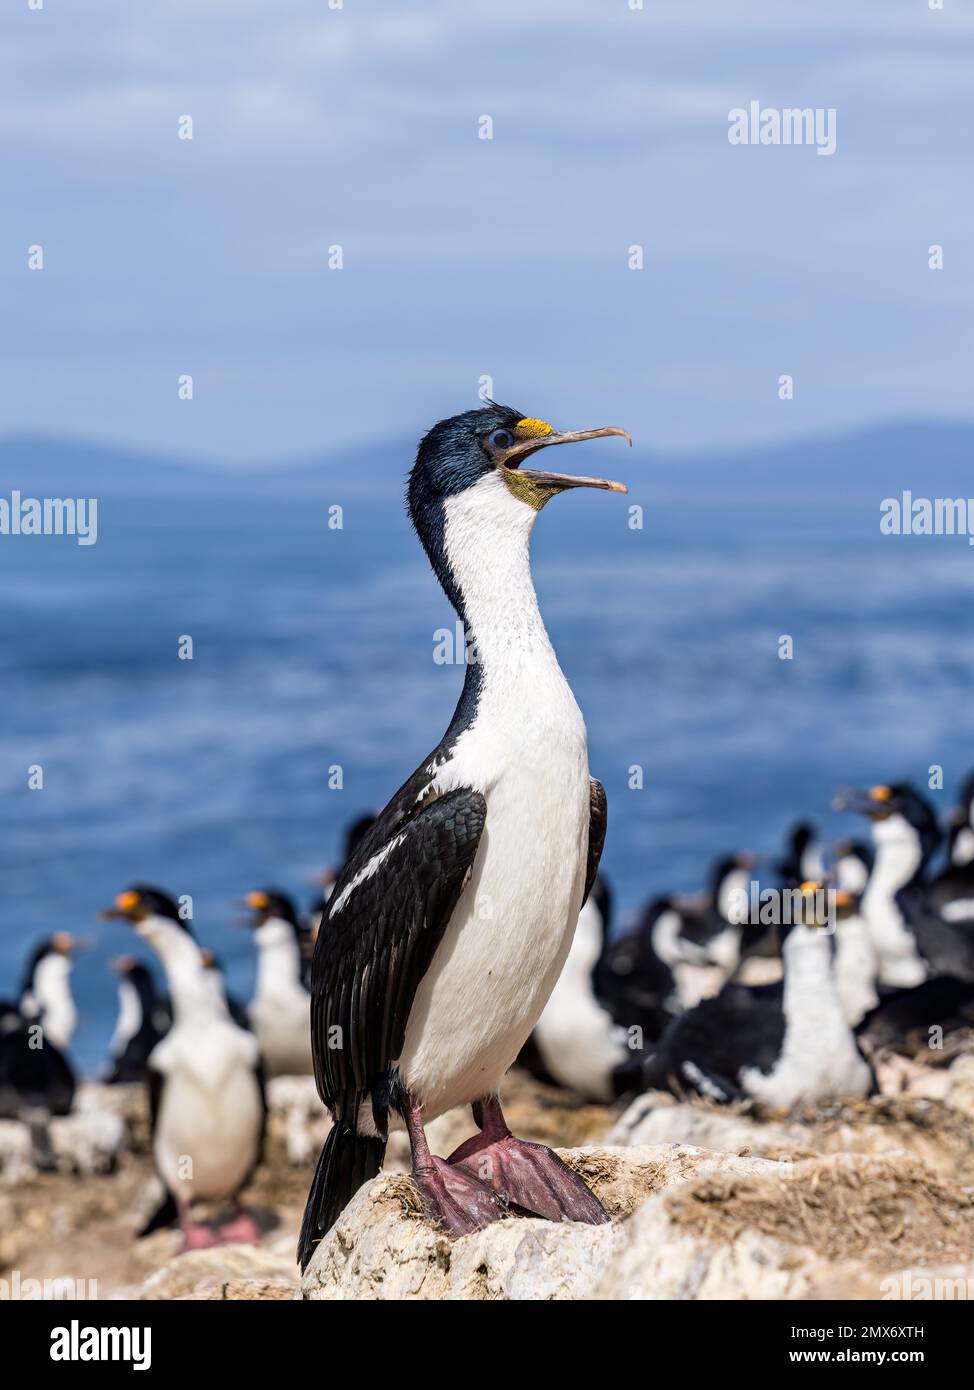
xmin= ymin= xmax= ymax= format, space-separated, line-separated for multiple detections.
xmin=2 ymin=476 xmax=973 ymax=1072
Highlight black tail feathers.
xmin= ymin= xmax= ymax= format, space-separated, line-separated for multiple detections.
xmin=297 ymin=1122 xmax=386 ymax=1271
xmin=138 ymin=1188 xmax=178 ymax=1238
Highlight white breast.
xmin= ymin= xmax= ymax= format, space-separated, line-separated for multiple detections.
xmin=26 ymin=955 xmax=77 ymax=1051
xmin=249 ymin=919 xmax=313 ymax=1076
xmin=953 ymin=827 xmax=974 ymax=868
xmin=533 ymin=896 xmax=627 ymax=1102
xmin=136 ymin=914 xmax=264 ymax=1199
xmin=109 ymin=979 xmax=143 ymax=1054
xmin=151 ymin=1020 xmax=263 ymax=1200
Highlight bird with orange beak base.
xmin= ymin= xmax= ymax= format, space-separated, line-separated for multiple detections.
xmin=104 ymin=886 xmax=266 ymax=1249
xmin=298 ymin=405 xmax=631 ymax=1269
xmin=242 ymin=889 xmax=313 ymax=1077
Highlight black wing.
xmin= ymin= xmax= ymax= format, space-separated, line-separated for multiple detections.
xmin=583 ymin=778 xmax=607 ymax=908
xmin=311 ymin=787 xmax=486 ymax=1129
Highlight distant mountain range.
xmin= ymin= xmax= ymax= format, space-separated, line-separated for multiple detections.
xmin=1 ymin=420 xmax=971 ymax=503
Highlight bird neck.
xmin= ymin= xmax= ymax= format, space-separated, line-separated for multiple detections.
xmin=435 ymin=474 xmax=565 ymax=732
xmin=864 ymin=817 xmax=925 ymax=907
xmin=136 ymin=914 xmax=227 ymax=1024
xmin=111 ymin=978 xmax=143 ymax=1050
xmin=254 ymin=918 xmax=304 ymax=995
xmin=782 ymin=925 xmax=835 ymax=998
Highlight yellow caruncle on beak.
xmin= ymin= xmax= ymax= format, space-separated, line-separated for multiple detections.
xmin=514 ymin=417 xmax=554 ymax=439
xmin=116 ymin=890 xmax=141 ymax=912
xmin=247 ymin=891 xmax=269 ymax=910
xmin=870 ymin=786 xmax=893 ymax=802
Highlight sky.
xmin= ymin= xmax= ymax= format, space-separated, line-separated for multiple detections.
xmin=2 ymin=1 xmax=972 ymax=462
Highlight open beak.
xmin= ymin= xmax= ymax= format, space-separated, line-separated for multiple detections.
xmin=833 ymin=786 xmax=899 ymax=819
xmin=498 ymin=426 xmax=631 ymax=493
xmin=99 ymin=889 xmax=143 ymax=923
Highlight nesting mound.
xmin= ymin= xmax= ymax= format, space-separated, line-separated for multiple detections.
xmin=667 ymin=1153 xmax=974 ymax=1269
xmin=300 ymin=1142 xmax=974 ymax=1300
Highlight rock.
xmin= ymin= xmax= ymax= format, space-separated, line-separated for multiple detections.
xmin=137 ymin=1238 xmax=298 ymax=1300
xmin=299 ymin=1143 xmax=974 ymax=1301
xmin=611 ymin=1087 xmax=974 ymax=1184
xmin=299 ymin=1144 xmax=785 ymax=1300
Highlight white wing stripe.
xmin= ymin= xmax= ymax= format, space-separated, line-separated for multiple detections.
xmin=330 ymin=834 xmax=406 ymax=917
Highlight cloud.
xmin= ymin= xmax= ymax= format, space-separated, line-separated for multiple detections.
xmin=3 ymin=0 xmax=972 ymax=457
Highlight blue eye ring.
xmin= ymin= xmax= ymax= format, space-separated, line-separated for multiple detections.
xmin=488 ymin=428 xmax=514 ymax=450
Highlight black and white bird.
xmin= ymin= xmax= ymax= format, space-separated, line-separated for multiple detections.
xmin=0 ymin=937 xmax=78 ymax=1151
xmin=104 ymin=886 xmax=266 ymax=1249
xmin=838 ymin=784 xmax=974 ymax=985
xmin=243 ymin=889 xmax=313 ymax=1077
xmin=19 ymin=932 xmax=79 ymax=1052
xmin=640 ymin=884 xmax=874 ymax=1109
xmin=631 ymin=854 xmax=764 ymax=1004
xmin=298 ymin=405 xmax=631 ymax=1269
xmin=103 ymin=957 xmax=172 ymax=1086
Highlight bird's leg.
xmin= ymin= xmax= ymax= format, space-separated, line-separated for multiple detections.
xmin=176 ymin=1198 xmax=220 ymax=1251
xmin=447 ymin=1094 xmax=609 ymax=1226
xmin=217 ymin=1197 xmax=263 ymax=1245
xmin=403 ymin=1095 xmax=504 ymax=1237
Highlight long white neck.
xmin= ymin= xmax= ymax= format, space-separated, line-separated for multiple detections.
xmin=254 ymin=918 xmax=304 ymax=997
xmin=861 ymin=815 xmax=927 ymax=986
xmin=782 ymin=925 xmax=834 ymax=1002
xmin=26 ymin=954 xmax=77 ymax=1050
xmin=441 ymin=474 xmax=583 ymax=760
xmin=135 ymin=914 xmax=226 ymax=1024
xmin=865 ymin=815 xmax=923 ymax=902
xmin=444 ymin=474 xmax=553 ymax=670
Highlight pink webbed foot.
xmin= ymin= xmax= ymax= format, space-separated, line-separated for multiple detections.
xmin=411 ymin=1154 xmax=505 ymax=1236
xmin=181 ymin=1221 xmax=220 ymax=1252
xmin=402 ymin=1094 xmax=505 ymax=1237
xmin=448 ymin=1097 xmax=609 ymax=1226
xmin=218 ymin=1210 xmax=263 ymax=1245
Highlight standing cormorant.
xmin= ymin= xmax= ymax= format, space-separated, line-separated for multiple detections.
xmin=298 ymin=405 xmax=631 ymax=1268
